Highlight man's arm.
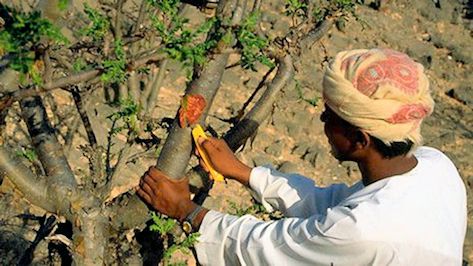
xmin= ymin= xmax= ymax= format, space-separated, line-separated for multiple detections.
xmin=199 ymin=137 xmax=362 ymax=217
xmin=137 ymin=168 xmax=377 ymax=265
xmin=248 ymin=166 xmax=363 ymax=217
xmin=193 ymin=208 xmax=388 ymax=265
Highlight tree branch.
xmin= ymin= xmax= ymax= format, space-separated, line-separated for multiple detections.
xmin=224 ymin=55 xmax=294 ymax=150
xmin=187 ymin=55 xmax=293 ymax=191
xmin=0 ymin=53 xmax=167 ymax=112
xmin=156 ymin=0 xmax=244 ymax=180
xmin=0 ymin=146 xmax=56 ymax=213
xmin=20 ymin=95 xmax=77 ymax=217
xmin=300 ymin=19 xmax=333 ymax=50
xmin=144 ymin=59 xmax=168 ymax=113
xmin=71 ymin=88 xmax=97 ymax=148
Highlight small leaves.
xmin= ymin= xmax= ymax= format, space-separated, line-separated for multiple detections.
xmin=236 ymin=12 xmax=274 ymax=70
xmin=16 ymin=148 xmax=37 ymax=162
xmin=151 ymin=12 xmax=217 ymax=79
xmin=284 ymin=0 xmax=308 ymax=17
xmin=57 ymin=0 xmax=70 ymax=11
xmin=178 ymin=94 xmax=206 ymax=128
xmin=107 ymin=98 xmax=141 ymax=135
xmin=82 ymin=4 xmax=110 ymax=41
xmin=162 ymin=232 xmax=200 ymax=262
xmin=101 ymin=39 xmax=126 ymax=83
xmin=0 ymin=5 xmax=67 ymax=76
xmin=149 ymin=212 xmax=177 ymax=236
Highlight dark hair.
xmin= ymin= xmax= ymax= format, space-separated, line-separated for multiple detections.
xmin=370 ymin=136 xmax=414 ymax=158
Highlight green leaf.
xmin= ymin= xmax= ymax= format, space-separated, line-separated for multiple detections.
xmin=58 ymin=0 xmax=70 ymax=11
xmin=149 ymin=212 xmax=176 ymax=235
xmin=82 ymin=3 xmax=110 ymax=41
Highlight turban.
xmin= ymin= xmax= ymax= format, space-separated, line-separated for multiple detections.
xmin=322 ymin=48 xmax=434 ymax=148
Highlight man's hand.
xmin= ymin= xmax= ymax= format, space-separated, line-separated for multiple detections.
xmin=137 ymin=167 xmax=196 ymax=222
xmin=197 ymin=137 xmax=252 ymax=186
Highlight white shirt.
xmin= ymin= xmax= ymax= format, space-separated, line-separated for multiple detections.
xmin=195 ymin=147 xmax=467 ymax=265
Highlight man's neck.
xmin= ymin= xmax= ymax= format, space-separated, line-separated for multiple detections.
xmin=358 ymin=154 xmax=418 ymax=186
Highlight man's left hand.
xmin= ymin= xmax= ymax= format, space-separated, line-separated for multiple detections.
xmin=137 ymin=167 xmax=196 ymax=222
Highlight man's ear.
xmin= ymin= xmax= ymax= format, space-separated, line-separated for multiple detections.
xmin=354 ymin=130 xmax=371 ymax=150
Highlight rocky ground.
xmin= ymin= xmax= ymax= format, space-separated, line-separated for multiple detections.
xmin=0 ymin=0 xmax=472 ymax=264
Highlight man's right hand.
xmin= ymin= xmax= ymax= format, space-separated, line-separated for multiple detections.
xmin=197 ymin=137 xmax=252 ymax=186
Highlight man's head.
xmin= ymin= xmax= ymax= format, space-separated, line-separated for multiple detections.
xmin=321 ymin=48 xmax=434 ymax=158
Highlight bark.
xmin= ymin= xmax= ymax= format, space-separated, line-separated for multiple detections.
xmin=300 ymin=19 xmax=333 ymax=50
xmin=20 ymin=95 xmax=77 ymax=219
xmin=156 ymin=53 xmax=230 ymax=179
xmin=72 ymin=208 xmax=109 ymax=265
xmin=0 ymin=146 xmax=56 ymax=213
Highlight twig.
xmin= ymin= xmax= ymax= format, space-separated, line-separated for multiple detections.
xmin=145 ymin=59 xmax=168 ymax=113
xmin=0 ymin=53 xmax=168 ymax=111
xmin=65 ymin=115 xmax=81 ymax=151
xmin=300 ymin=19 xmax=333 ymax=50
xmin=108 ymin=140 xmax=133 ymax=183
xmin=252 ymin=0 xmax=262 ymax=13
xmin=105 ymin=119 xmax=118 ymax=175
xmin=113 ymin=0 xmax=126 ymax=40
xmin=132 ymin=0 xmax=148 ymax=35
xmin=71 ymin=88 xmax=97 ymax=147
xmin=128 ymin=71 xmax=140 ymax=102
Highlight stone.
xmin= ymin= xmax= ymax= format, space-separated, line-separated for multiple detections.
xmin=303 ymin=151 xmax=318 ymax=167
xmin=252 ymin=154 xmax=274 ymax=167
xmin=272 ymin=19 xmax=290 ymax=36
xmin=292 ymin=142 xmax=310 ymax=157
xmin=446 ymin=86 xmax=473 ymax=106
xmin=278 ymin=161 xmax=298 ymax=174
xmin=265 ymin=140 xmax=283 ymax=157
xmin=406 ymin=42 xmax=434 ymax=69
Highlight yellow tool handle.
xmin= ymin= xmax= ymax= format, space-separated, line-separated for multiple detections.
xmin=192 ymin=125 xmax=225 ymax=181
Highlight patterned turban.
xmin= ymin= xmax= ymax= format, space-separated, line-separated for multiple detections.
xmin=322 ymin=48 xmax=434 ymax=148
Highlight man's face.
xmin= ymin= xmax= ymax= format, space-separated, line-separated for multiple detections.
xmin=320 ymin=105 xmax=354 ymax=161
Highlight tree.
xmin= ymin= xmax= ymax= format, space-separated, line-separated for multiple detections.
xmin=0 ymin=0 xmax=357 ymax=264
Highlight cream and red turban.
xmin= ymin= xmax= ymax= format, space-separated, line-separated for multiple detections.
xmin=322 ymin=48 xmax=434 ymax=148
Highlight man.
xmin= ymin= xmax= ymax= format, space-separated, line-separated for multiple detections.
xmin=138 ymin=48 xmax=467 ymax=265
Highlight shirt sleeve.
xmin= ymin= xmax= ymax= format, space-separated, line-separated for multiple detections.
xmin=195 ymin=209 xmax=394 ymax=266
xmin=248 ymin=166 xmax=363 ymax=218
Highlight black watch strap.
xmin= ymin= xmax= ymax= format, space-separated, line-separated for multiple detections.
xmin=182 ymin=205 xmax=203 ymax=234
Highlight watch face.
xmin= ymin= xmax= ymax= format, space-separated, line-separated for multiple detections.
xmin=182 ymin=221 xmax=193 ymax=234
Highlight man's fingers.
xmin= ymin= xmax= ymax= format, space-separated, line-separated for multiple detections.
xmin=140 ymin=178 xmax=156 ymax=196
xmin=143 ymin=173 xmax=159 ymax=187
xmin=136 ymin=188 xmax=152 ymax=204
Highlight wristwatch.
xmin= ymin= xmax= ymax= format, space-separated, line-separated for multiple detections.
xmin=182 ymin=205 xmax=203 ymax=234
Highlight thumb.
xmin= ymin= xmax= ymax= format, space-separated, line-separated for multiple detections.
xmin=198 ymin=136 xmax=206 ymax=145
